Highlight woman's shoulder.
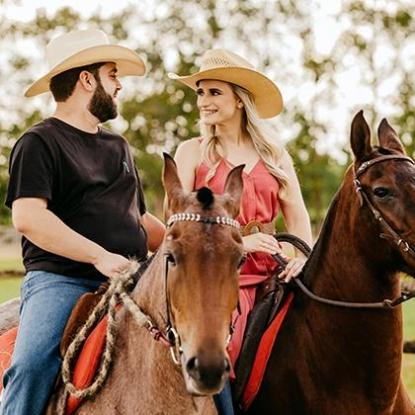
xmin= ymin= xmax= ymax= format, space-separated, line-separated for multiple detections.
xmin=175 ymin=137 xmax=204 ymax=164
xmin=277 ymin=148 xmax=292 ymax=170
xmin=176 ymin=136 xmax=203 ymax=150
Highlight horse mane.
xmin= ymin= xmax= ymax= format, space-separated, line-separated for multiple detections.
xmin=301 ymin=189 xmax=341 ymax=285
xmin=196 ymin=187 xmax=214 ymax=209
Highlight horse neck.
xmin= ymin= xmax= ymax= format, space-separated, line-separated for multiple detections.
xmin=304 ymin=181 xmax=402 ymax=305
xmin=296 ymin=179 xmax=404 ymax=397
xmin=132 ymin=250 xmax=168 ymax=330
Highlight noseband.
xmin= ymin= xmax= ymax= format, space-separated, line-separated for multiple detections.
xmin=163 ymin=212 xmax=240 ymax=365
xmin=354 ymin=154 xmax=415 ymax=259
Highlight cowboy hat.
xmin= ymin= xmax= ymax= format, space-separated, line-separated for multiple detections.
xmin=168 ymin=49 xmax=283 ymax=118
xmin=25 ymin=29 xmax=146 ymax=97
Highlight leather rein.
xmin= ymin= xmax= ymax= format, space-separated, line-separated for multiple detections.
xmin=139 ymin=155 xmax=415 ymax=365
xmin=274 ymin=154 xmax=415 ymax=309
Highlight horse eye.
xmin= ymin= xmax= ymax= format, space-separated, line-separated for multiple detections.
xmin=165 ymin=253 xmax=177 ymax=265
xmin=373 ymin=187 xmax=390 ymax=198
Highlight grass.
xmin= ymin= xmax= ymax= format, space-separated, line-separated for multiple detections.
xmin=0 ymin=259 xmax=414 ymax=399
xmin=0 ymin=257 xmax=23 ymax=271
xmin=0 ymin=276 xmax=21 ymax=303
xmin=403 ymin=300 xmax=415 ymax=399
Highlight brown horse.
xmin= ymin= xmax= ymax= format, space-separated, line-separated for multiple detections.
xmin=45 ymin=154 xmax=245 ymax=414
xmin=247 ymin=111 xmax=415 ymax=415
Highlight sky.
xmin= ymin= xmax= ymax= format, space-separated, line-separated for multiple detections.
xmin=1 ymin=0 xmax=412 ymax=163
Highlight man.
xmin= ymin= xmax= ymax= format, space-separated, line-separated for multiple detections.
xmin=0 ymin=29 xmax=165 ymax=415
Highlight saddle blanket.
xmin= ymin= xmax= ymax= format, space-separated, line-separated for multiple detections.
xmin=0 ymin=317 xmax=108 ymax=415
xmin=241 ymin=292 xmax=294 ymax=410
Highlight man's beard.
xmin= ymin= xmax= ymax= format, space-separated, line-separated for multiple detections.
xmin=88 ymin=80 xmax=118 ymax=123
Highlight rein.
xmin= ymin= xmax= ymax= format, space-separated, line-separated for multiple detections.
xmin=58 ymin=211 xmax=240 ymax=414
xmin=274 ymin=154 xmax=415 ymax=309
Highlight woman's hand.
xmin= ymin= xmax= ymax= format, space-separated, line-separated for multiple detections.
xmin=278 ymin=255 xmax=307 ymax=282
xmin=242 ymin=232 xmax=282 ymax=255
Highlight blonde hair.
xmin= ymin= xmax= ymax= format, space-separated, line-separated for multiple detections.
xmin=199 ymin=83 xmax=288 ymax=187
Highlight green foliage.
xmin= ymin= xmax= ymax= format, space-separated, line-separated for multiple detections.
xmin=0 ymin=0 xmax=414 ymax=233
xmin=287 ymin=113 xmax=346 ymax=229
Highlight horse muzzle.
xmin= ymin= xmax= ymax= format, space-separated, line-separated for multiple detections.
xmin=183 ymin=353 xmax=231 ymax=395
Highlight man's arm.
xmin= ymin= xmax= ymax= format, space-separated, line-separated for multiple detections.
xmin=12 ymin=197 xmax=131 ymax=278
xmin=141 ymin=212 xmax=165 ymax=252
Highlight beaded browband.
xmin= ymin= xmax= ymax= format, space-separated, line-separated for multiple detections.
xmin=166 ymin=213 xmax=240 ymax=229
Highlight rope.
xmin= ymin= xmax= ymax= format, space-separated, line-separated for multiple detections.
xmin=56 ymin=260 xmax=153 ymax=415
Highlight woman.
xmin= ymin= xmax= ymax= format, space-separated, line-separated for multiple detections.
xmin=169 ymin=49 xmax=312 ymax=413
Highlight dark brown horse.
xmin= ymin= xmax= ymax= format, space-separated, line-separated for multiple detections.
xmin=247 ymin=111 xmax=415 ymax=414
xmin=44 ymin=154 xmax=245 ymax=414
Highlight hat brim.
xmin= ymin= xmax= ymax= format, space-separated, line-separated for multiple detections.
xmin=168 ymin=67 xmax=283 ymax=119
xmin=25 ymin=44 xmax=146 ymax=97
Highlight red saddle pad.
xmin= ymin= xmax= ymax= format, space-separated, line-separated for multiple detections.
xmin=0 ymin=318 xmax=108 ymax=415
xmin=241 ymin=292 xmax=294 ymax=410
xmin=0 ymin=326 xmax=18 ymax=393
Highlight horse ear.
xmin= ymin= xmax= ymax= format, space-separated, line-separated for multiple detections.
xmin=350 ymin=110 xmax=372 ymax=161
xmin=222 ymin=165 xmax=244 ymax=218
xmin=162 ymin=153 xmax=185 ymax=213
xmin=377 ymin=118 xmax=406 ymax=154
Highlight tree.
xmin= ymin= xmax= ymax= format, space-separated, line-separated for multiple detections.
xmin=0 ymin=0 xmax=414 ymax=229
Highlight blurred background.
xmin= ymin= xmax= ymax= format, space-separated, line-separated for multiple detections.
xmin=0 ymin=0 xmax=414 ymax=396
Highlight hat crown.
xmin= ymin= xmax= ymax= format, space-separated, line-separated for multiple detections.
xmin=200 ymin=49 xmax=255 ymax=71
xmin=46 ymin=29 xmax=110 ymax=70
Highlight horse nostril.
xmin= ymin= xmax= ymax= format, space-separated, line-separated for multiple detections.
xmin=186 ymin=357 xmax=201 ymax=380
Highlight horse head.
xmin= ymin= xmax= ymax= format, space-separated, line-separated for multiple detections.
xmin=162 ymin=153 xmax=244 ymax=395
xmin=348 ymin=110 xmax=415 ymax=278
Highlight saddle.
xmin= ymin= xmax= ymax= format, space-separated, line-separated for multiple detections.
xmin=60 ymin=282 xmax=109 ymax=357
xmin=232 ymin=267 xmax=290 ymax=410
xmin=231 ymin=233 xmax=311 ymax=411
xmin=61 ymin=256 xmax=153 ymax=357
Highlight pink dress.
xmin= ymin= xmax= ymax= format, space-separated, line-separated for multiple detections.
xmin=194 ymin=158 xmax=280 ymax=368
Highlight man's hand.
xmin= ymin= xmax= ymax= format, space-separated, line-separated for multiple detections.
xmin=92 ymin=251 xmax=131 ymax=279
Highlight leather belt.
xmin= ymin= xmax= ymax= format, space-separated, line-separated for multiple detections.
xmin=241 ymin=220 xmax=275 ymax=236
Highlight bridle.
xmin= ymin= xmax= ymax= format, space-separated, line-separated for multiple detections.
xmin=354 ymin=154 xmax=415 ymax=258
xmin=276 ymin=154 xmax=415 ymax=309
xmin=162 ymin=212 xmax=240 ymax=365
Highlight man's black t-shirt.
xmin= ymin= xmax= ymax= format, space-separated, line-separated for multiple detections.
xmin=6 ymin=117 xmax=148 ymax=280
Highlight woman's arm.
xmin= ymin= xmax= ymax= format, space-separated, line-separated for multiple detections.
xmin=174 ymin=138 xmax=202 ymax=192
xmin=278 ymin=151 xmax=313 ymax=280
xmin=162 ymin=138 xmax=202 ymax=220
xmin=141 ymin=212 xmax=165 ymax=252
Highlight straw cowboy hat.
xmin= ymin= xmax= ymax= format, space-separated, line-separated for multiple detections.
xmin=168 ymin=49 xmax=283 ymax=118
xmin=25 ymin=29 xmax=146 ymax=97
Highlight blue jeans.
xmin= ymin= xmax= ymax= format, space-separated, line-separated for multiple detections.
xmin=214 ymin=380 xmax=235 ymax=415
xmin=0 ymin=271 xmax=102 ymax=415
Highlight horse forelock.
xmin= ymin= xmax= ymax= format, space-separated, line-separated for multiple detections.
xmin=196 ymin=186 xmax=214 ymax=209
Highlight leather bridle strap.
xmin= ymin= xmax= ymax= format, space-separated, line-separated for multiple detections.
xmin=354 ymin=154 xmax=414 ymax=177
xmin=273 ymin=233 xmax=415 ymax=309
xmin=354 ymin=155 xmax=415 ymax=259
xmin=162 ymin=212 xmax=241 ymax=366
